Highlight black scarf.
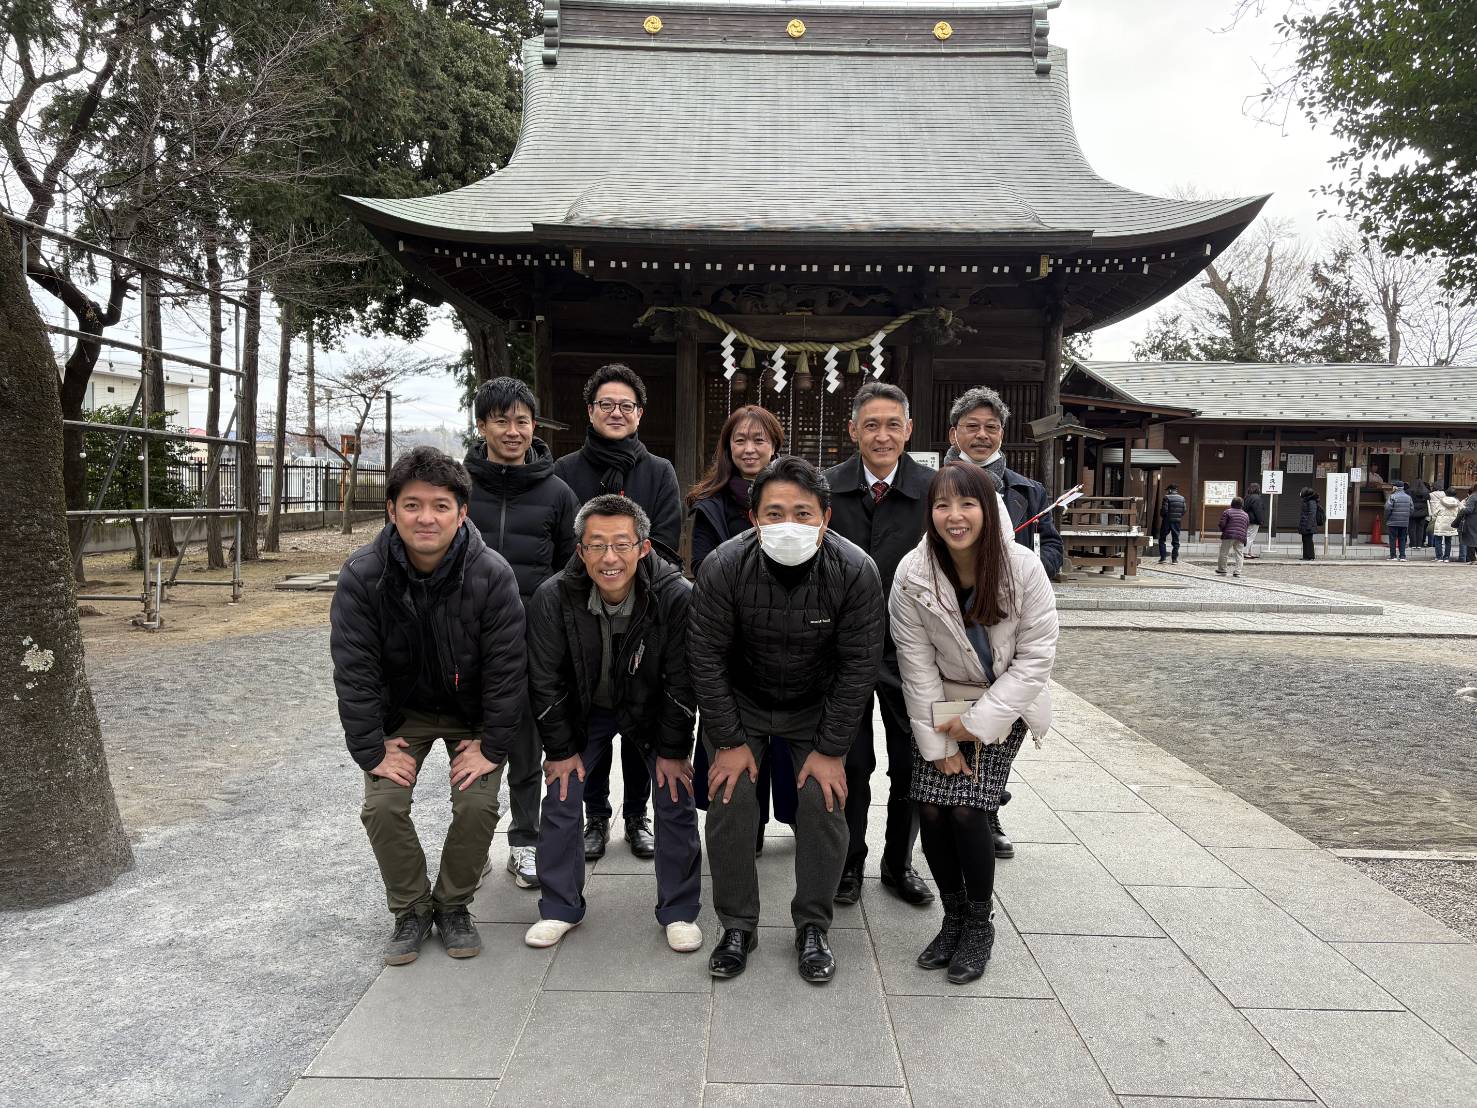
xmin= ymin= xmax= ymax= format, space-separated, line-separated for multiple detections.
xmin=725 ymin=474 xmax=753 ymax=512
xmin=579 ymin=427 xmax=649 ymax=496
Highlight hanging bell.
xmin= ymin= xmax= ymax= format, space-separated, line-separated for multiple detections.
xmin=740 ymin=346 xmax=756 ymax=371
xmin=732 ymin=369 xmax=748 ymax=396
xmin=846 ymin=350 xmax=861 ymax=376
xmin=797 ymin=350 xmax=814 ymax=391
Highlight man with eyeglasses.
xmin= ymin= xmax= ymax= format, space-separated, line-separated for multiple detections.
xmin=522 ymin=495 xmax=703 ymax=954
xmin=464 ymin=376 xmax=580 ymax=891
xmin=555 ymin=364 xmax=683 ymax=865
xmin=943 ymin=386 xmax=1063 ymax=860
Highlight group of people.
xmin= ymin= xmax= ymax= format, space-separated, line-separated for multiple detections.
xmin=1382 ymin=480 xmax=1477 ymax=563
xmin=329 ymin=365 xmax=1060 ymax=987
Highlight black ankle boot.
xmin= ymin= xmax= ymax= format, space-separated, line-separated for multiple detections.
xmin=916 ymin=890 xmax=968 ymax=969
xmin=946 ymin=900 xmax=996 ymax=984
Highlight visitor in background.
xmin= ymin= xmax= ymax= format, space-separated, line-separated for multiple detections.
xmin=1242 ymin=483 xmax=1264 ymax=560
xmin=1408 ymin=478 xmax=1431 ymax=549
xmin=1456 ymin=490 xmax=1477 ymax=564
xmin=522 ymin=495 xmax=702 ymax=955
xmin=1298 ymin=486 xmax=1323 ymax=561
xmin=1429 ymin=490 xmax=1459 ymax=563
xmin=465 ymin=376 xmax=579 ymax=892
xmin=686 ymin=405 xmax=794 ymax=852
xmin=330 ymin=448 xmax=525 ymax=967
xmin=1157 ymin=483 xmax=1187 ymax=564
xmin=556 ymin=364 xmax=683 ymax=864
xmin=1384 ymin=480 xmax=1413 ymax=560
xmin=1428 ymin=485 xmax=1447 ymax=554
xmin=888 ymin=462 xmax=1058 ymax=984
xmin=1216 ymin=496 xmax=1250 ymax=578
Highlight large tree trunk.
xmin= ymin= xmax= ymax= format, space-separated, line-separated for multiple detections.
xmin=458 ymin=305 xmax=509 ymax=384
xmin=238 ymin=244 xmax=263 ymax=562
xmin=264 ymin=299 xmax=294 ymax=552
xmin=0 ymin=224 xmax=133 ymax=907
xmin=304 ymin=318 xmax=316 ymax=457
xmin=203 ymin=238 xmax=226 ymax=568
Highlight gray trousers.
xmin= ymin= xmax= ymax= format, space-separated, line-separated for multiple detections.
xmin=705 ymin=734 xmax=848 ymax=934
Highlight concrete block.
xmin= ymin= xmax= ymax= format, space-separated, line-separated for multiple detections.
xmin=1334 ymin=941 xmax=1477 ymax=1059
xmin=993 ymin=780 xmax=1079 ymax=844
xmin=993 ymin=843 xmax=1161 ymax=937
xmin=305 ymin=924 xmax=551 ymax=1078
xmin=280 ymin=1078 xmax=495 ymax=1107
xmin=1011 ymin=760 xmax=1151 ymax=813
xmin=889 ymin=996 xmax=1116 ymax=1107
xmin=1129 ymin=886 xmax=1399 ymax=1010
xmin=496 ymin=991 xmax=707 ymax=1106
xmin=1210 ymin=848 xmax=1464 ymax=943
xmin=702 ymin=1084 xmax=908 ymax=1107
xmin=1060 ymin=811 xmax=1247 ymax=887
xmin=707 ymin=927 xmax=903 ymax=1087
xmin=1247 ymin=1009 xmax=1477 ymax=1108
xmin=1027 ymin=935 xmax=1311 ymax=1100
xmin=1135 ymin=787 xmax=1313 ymax=850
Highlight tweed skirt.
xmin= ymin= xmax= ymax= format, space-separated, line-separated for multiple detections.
xmin=909 ymin=718 xmax=1028 ymax=811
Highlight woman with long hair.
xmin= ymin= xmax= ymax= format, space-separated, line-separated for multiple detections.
xmin=687 ymin=405 xmax=785 ymax=571
xmin=687 ymin=405 xmax=794 ymax=850
xmin=888 ymin=462 xmax=1058 ymax=983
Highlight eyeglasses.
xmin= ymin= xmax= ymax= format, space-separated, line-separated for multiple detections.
xmin=593 ymin=399 xmax=638 ymax=415
xmin=579 ymin=541 xmax=639 ymax=555
xmin=958 ymin=421 xmax=1004 ymax=435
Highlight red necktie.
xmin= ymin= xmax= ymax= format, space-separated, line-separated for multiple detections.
xmin=871 ymin=481 xmax=888 ymax=504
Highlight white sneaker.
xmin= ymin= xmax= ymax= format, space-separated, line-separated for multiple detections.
xmin=666 ymin=921 xmax=704 ymax=953
xmin=524 ymin=918 xmax=578 ymax=948
xmin=506 ymin=845 xmax=540 ymax=889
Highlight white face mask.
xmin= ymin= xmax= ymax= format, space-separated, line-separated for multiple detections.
xmin=759 ymin=522 xmax=822 ymax=566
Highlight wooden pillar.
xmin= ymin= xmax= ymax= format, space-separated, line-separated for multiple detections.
xmin=1038 ymin=290 xmax=1066 ymax=492
xmin=910 ymin=338 xmax=936 ymax=452
xmin=1189 ymin=427 xmax=1201 ymax=541
xmin=674 ymin=324 xmax=700 ymax=495
xmin=533 ymin=314 xmax=555 ymax=443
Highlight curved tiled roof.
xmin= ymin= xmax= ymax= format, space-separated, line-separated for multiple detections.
xmin=345 ymin=0 xmax=1264 ymax=246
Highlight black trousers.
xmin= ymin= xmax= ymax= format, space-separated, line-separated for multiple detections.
xmin=1301 ymin=532 xmax=1315 ymax=560
xmin=842 ymin=680 xmax=917 ymax=873
xmin=583 ymin=732 xmax=652 ymax=822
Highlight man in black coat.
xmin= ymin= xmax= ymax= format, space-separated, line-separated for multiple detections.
xmin=823 ymin=381 xmax=934 ymax=908
xmin=690 ymin=456 xmax=885 ymax=984
xmin=555 ymin=364 xmax=683 ymax=863
xmin=521 ymin=495 xmax=703 ymax=955
xmin=464 ymin=376 xmax=580 ymax=892
xmin=330 ymin=447 xmax=525 ymax=968
xmin=1158 ymin=484 xmax=1187 ymax=564
xmin=944 ymin=385 xmax=1063 ymax=859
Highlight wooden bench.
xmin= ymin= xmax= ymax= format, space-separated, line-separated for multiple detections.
xmin=1058 ymin=496 xmax=1148 ymax=578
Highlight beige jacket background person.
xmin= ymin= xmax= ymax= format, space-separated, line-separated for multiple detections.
xmin=888 ymin=536 xmax=1059 ymax=763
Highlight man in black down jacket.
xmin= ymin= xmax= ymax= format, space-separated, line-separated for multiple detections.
xmin=1158 ymin=483 xmax=1188 ymax=564
xmin=521 ymin=495 xmax=702 ymax=954
xmin=555 ymin=364 xmax=683 ymax=863
xmin=330 ymin=447 xmax=525 ymax=968
xmin=823 ymin=381 xmax=934 ymax=907
xmin=690 ymin=456 xmax=885 ymax=985
xmin=465 ymin=376 xmax=579 ymax=892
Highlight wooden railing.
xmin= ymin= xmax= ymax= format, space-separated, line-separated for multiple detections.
xmin=1058 ymin=496 xmax=1147 ymax=577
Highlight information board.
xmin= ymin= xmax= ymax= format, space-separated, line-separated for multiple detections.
xmin=1203 ymin=481 xmax=1238 ymax=505
xmin=1325 ymin=472 xmax=1349 ymax=520
xmin=1261 ymin=470 xmax=1284 ymax=494
xmin=908 ymin=451 xmax=940 ymax=470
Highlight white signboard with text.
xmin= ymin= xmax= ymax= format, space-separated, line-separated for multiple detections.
xmin=908 ymin=451 xmax=940 ymax=471
xmin=1325 ymin=472 xmax=1349 ymax=520
xmin=1203 ymin=481 xmax=1238 ymax=506
xmin=1262 ymin=470 xmax=1284 ymax=494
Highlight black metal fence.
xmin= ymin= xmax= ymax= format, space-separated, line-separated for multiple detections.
xmin=166 ymin=461 xmax=387 ymax=513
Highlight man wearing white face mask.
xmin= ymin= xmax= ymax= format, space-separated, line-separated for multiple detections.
xmin=689 ymin=456 xmax=885 ymax=984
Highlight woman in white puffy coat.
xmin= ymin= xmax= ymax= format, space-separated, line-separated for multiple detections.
xmin=1430 ymin=492 xmax=1460 ymax=562
xmin=887 ymin=461 xmax=1058 ymax=984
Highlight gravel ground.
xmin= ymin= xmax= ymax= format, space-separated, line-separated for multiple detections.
xmin=1348 ymin=859 xmax=1477 ymax=943
xmin=1056 ymin=567 xmax=1374 ymax=610
xmin=0 ymin=626 xmax=434 ymax=1108
xmin=1217 ymin=560 xmax=1477 ymax=617
xmin=1053 ymin=630 xmax=1477 ymax=851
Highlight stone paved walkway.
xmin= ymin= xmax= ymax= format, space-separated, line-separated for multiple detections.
xmin=279 ymin=685 xmax=1477 ymax=1107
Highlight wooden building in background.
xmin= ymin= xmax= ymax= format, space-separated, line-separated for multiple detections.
xmin=346 ymin=0 xmax=1265 ymax=494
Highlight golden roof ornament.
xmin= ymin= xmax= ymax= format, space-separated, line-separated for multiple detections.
xmin=643 ymin=14 xmax=662 ymax=33
xmin=786 ymin=18 xmax=806 ymax=38
xmin=933 ymin=21 xmax=953 ymax=41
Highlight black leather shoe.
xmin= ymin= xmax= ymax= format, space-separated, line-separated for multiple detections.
xmin=834 ymin=863 xmax=864 ymax=905
xmin=989 ymin=810 xmax=1015 ymax=859
xmin=880 ymin=862 xmax=936 ymax=905
xmin=583 ymin=817 xmax=609 ymax=861
xmin=624 ymin=814 xmax=655 ymax=859
xmin=795 ymin=924 xmax=835 ymax=984
xmin=708 ymin=928 xmax=758 ymax=978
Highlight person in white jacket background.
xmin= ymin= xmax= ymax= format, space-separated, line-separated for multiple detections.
xmin=887 ymin=461 xmax=1059 ymax=984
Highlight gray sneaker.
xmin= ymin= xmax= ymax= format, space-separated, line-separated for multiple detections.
xmin=507 ymin=845 xmax=540 ymax=889
xmin=383 ymin=911 xmax=433 ymax=966
xmin=434 ymin=906 xmax=482 ymax=959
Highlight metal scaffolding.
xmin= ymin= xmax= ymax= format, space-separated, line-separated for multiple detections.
xmin=12 ymin=215 xmax=252 ymax=629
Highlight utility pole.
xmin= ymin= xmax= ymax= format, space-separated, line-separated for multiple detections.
xmin=383 ymin=391 xmax=393 ymax=474
xmin=305 ymin=318 xmax=316 ymax=456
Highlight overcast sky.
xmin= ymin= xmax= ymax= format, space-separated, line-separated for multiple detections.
xmin=36 ymin=0 xmax=1349 ymax=432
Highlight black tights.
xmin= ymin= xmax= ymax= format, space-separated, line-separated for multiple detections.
xmin=917 ymin=802 xmax=996 ymax=903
